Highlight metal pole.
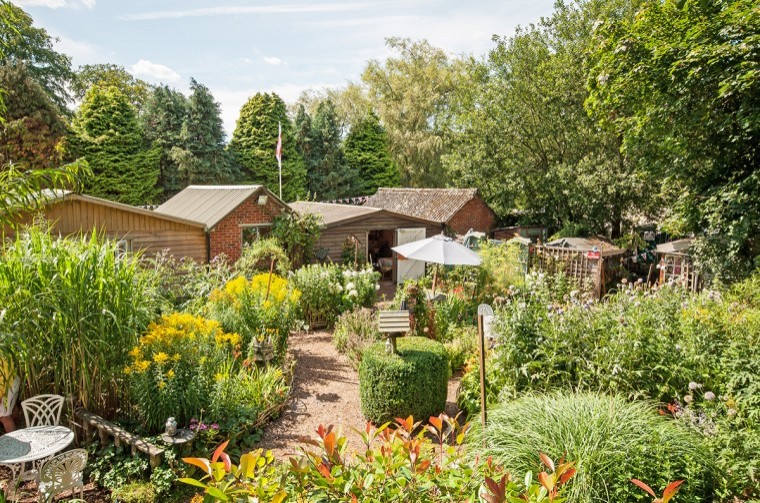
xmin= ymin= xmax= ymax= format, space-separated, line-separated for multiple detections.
xmin=477 ymin=313 xmax=487 ymax=444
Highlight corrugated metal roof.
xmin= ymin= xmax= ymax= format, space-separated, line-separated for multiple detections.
xmin=155 ymin=185 xmax=267 ymax=229
xmin=289 ymin=201 xmax=382 ymax=226
xmin=364 ymin=188 xmax=482 ymax=224
xmin=656 ymin=238 xmax=694 ymax=255
xmin=545 ymin=237 xmax=625 ymax=256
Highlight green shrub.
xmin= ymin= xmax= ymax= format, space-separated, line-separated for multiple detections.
xmin=111 ymin=481 xmax=157 ymax=503
xmin=444 ymin=326 xmax=478 ymax=373
xmin=333 ymin=308 xmax=380 ymax=369
xmin=471 ymin=393 xmax=714 ymax=503
xmin=359 ymin=337 xmax=450 ymax=424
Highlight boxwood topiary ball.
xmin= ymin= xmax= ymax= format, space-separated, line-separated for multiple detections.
xmin=359 ymin=336 xmax=450 ymax=424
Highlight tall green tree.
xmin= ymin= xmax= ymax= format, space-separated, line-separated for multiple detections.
xmin=344 ymin=110 xmax=399 ymax=195
xmin=0 ymin=63 xmax=66 ymax=169
xmin=363 ymin=38 xmax=463 ymax=187
xmin=68 ymin=85 xmax=160 ymax=205
xmin=445 ymin=0 xmax=647 ymax=235
xmin=171 ymin=79 xmax=239 ymax=187
xmin=0 ymin=1 xmax=73 ymax=111
xmin=141 ymin=84 xmax=187 ymax=197
xmin=304 ymin=99 xmax=357 ymax=200
xmin=72 ymin=64 xmax=151 ymax=114
xmin=587 ymin=0 xmax=760 ymax=282
xmin=230 ymin=92 xmax=306 ymax=201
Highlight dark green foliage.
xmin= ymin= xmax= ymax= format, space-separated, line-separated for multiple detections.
xmin=0 ymin=63 xmax=66 ymax=169
xmin=359 ymin=336 xmax=450 ymax=424
xmin=0 ymin=1 xmax=73 ymax=111
xmin=171 ymin=79 xmax=239 ymax=188
xmin=68 ymin=85 xmax=160 ymax=205
xmin=587 ymin=0 xmax=760 ymax=281
xmin=471 ymin=393 xmax=714 ymax=503
xmin=344 ymin=110 xmax=399 ymax=195
xmin=141 ymin=85 xmax=186 ymax=197
xmin=229 ymin=92 xmax=306 ymax=201
xmin=73 ymin=64 xmax=151 ymax=114
xmin=271 ymin=211 xmax=322 ymax=268
xmin=303 ymin=99 xmax=358 ymax=200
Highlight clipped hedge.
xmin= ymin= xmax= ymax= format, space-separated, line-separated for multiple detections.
xmin=359 ymin=336 xmax=450 ymax=424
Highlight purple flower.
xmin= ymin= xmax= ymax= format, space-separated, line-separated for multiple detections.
xmin=199 ymin=423 xmax=208 ymax=431
xmin=210 ymin=423 xmax=219 ymax=430
xmin=189 ymin=424 xmax=197 ymax=431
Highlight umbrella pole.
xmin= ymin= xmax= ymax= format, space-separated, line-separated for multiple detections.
xmin=432 ymin=264 xmax=439 ymax=295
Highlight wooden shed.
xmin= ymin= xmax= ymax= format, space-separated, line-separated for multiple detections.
xmin=154 ymin=185 xmax=289 ymax=263
xmin=7 ymin=191 xmax=208 ymax=261
xmin=289 ymin=201 xmax=442 ymax=284
xmin=656 ymin=238 xmax=700 ymax=290
xmin=364 ymin=188 xmax=496 ymax=235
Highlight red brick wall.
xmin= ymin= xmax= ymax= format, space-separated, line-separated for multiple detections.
xmin=209 ymin=195 xmax=286 ymax=262
xmin=447 ymin=197 xmax=496 ymax=235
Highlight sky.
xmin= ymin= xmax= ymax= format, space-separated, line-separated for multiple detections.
xmin=14 ymin=0 xmax=556 ymax=136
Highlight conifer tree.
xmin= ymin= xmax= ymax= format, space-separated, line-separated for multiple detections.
xmin=141 ymin=84 xmax=186 ymax=197
xmin=68 ymin=85 xmax=160 ymax=205
xmin=230 ymin=92 xmax=306 ymax=201
xmin=344 ymin=110 xmax=399 ymax=195
xmin=0 ymin=63 xmax=67 ymax=170
xmin=171 ymin=79 xmax=239 ymax=187
xmin=306 ymin=99 xmax=357 ymax=200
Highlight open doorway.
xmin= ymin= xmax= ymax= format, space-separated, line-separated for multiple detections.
xmin=369 ymin=229 xmax=395 ymax=281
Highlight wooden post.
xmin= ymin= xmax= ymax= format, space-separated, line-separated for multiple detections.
xmin=264 ymin=258 xmax=275 ymax=301
xmin=477 ymin=313 xmax=487 ymax=444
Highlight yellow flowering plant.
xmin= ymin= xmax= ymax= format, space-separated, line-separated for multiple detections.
xmin=126 ymin=313 xmax=242 ymax=432
xmin=208 ymin=273 xmax=302 ymax=361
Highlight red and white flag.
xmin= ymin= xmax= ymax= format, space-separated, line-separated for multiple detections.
xmin=275 ymin=122 xmax=282 ymax=164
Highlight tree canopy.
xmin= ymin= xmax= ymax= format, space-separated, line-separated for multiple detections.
xmin=344 ymin=110 xmax=399 ymax=195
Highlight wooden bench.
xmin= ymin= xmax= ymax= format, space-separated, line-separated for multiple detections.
xmin=75 ymin=409 xmax=164 ymax=469
xmin=378 ymin=310 xmax=410 ymax=354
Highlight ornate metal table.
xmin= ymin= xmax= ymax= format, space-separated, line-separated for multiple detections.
xmin=0 ymin=425 xmax=74 ymax=485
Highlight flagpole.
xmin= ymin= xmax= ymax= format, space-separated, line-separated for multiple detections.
xmin=277 ymin=122 xmax=283 ymax=200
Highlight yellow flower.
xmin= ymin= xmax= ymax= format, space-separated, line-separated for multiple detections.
xmin=157 ymin=381 xmax=166 ymax=390
xmin=128 ymin=347 xmax=142 ymax=359
xmin=214 ymin=372 xmax=226 ymax=382
xmin=172 ymin=353 xmax=181 ymax=362
xmin=153 ymin=352 xmax=170 ymax=365
xmin=134 ymin=360 xmax=150 ymax=374
xmin=166 ymin=369 xmax=175 ymax=379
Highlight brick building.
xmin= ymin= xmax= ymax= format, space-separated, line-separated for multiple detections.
xmin=364 ymin=188 xmax=496 ymax=235
xmin=154 ymin=185 xmax=288 ymax=262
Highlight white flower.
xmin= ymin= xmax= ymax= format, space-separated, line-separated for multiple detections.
xmin=727 ymin=408 xmax=737 ymax=418
xmin=348 ymin=290 xmax=358 ymax=297
xmin=375 ymin=284 xmax=380 ymax=291
xmin=704 ymin=391 xmax=716 ymax=401
xmin=684 ymin=395 xmax=694 ymax=404
xmin=335 ymin=284 xmax=343 ymax=292
xmin=345 ymin=282 xmax=355 ymax=291
xmin=688 ymin=381 xmax=701 ymax=391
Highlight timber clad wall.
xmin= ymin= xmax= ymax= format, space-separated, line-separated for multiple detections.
xmin=26 ymin=198 xmax=208 ymax=262
xmin=209 ymin=196 xmax=285 ymax=262
xmin=317 ymin=214 xmax=441 ymax=263
xmin=447 ymin=198 xmax=496 ymax=235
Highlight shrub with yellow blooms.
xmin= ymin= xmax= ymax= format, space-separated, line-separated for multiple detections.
xmin=208 ymin=273 xmax=302 ymax=361
xmin=126 ymin=313 xmax=242 ymax=432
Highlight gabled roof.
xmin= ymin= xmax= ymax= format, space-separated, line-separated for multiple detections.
xmin=545 ymin=237 xmax=626 ymax=256
xmin=289 ymin=201 xmax=381 ymax=226
xmin=656 ymin=238 xmax=694 ymax=256
xmin=155 ymin=185 xmax=286 ymax=229
xmin=35 ymin=190 xmax=205 ymax=228
xmin=364 ymin=188 xmax=488 ymax=224
xmin=289 ymin=201 xmax=438 ymax=228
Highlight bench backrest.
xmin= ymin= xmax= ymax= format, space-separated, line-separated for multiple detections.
xmin=378 ymin=310 xmax=410 ymax=334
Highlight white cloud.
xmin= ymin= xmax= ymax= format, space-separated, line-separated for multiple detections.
xmin=14 ymin=0 xmax=94 ymax=8
xmin=263 ymin=57 xmax=283 ymax=66
xmin=121 ymin=3 xmax=368 ymax=21
xmin=130 ymin=60 xmax=181 ymax=83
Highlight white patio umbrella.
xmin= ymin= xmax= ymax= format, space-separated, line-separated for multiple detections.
xmin=392 ymin=234 xmax=482 ymax=293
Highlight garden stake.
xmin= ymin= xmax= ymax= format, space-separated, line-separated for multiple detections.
xmin=477 ymin=313 xmax=487 ymax=446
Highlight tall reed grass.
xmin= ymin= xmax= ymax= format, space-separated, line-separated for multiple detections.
xmin=0 ymin=226 xmax=160 ymax=418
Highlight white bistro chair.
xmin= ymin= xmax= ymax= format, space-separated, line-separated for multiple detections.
xmin=21 ymin=394 xmax=65 ymax=427
xmin=37 ymin=449 xmax=87 ymax=503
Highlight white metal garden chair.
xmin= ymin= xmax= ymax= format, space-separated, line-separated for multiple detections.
xmin=37 ymin=449 xmax=87 ymax=503
xmin=21 ymin=394 xmax=65 ymax=427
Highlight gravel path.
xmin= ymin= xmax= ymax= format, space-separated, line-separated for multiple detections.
xmin=257 ymin=330 xmax=461 ymax=459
